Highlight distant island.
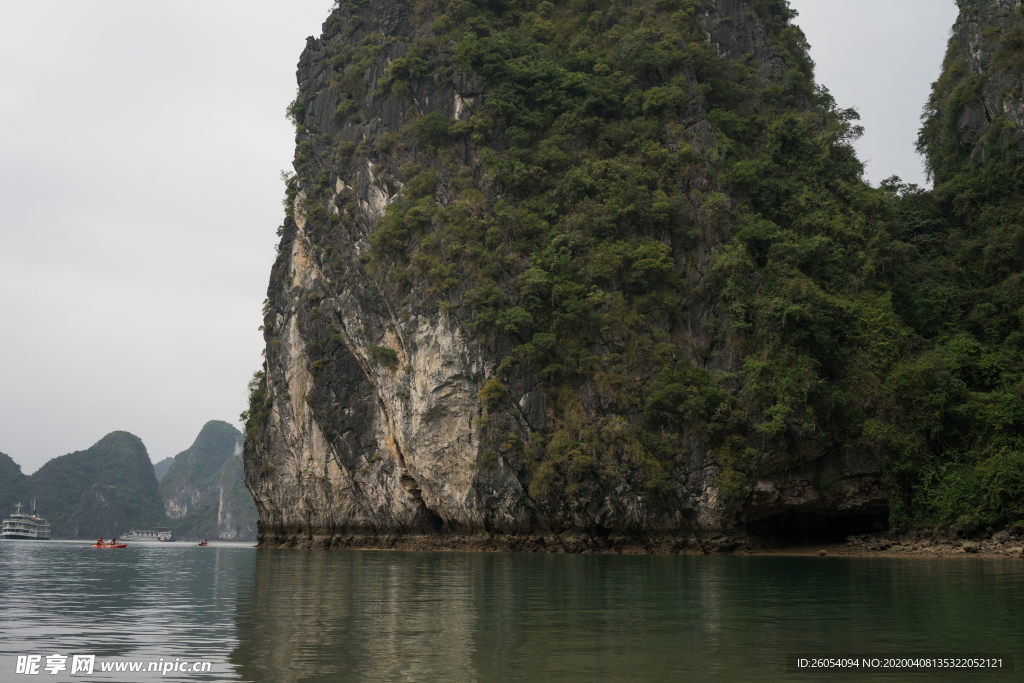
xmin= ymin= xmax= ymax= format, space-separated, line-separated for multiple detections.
xmin=153 ymin=456 xmax=174 ymax=481
xmin=160 ymin=421 xmax=257 ymax=541
xmin=0 ymin=420 xmax=256 ymax=540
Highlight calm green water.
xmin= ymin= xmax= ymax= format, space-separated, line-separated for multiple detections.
xmin=0 ymin=541 xmax=1021 ymax=682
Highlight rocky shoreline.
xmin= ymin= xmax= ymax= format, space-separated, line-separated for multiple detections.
xmin=257 ymin=530 xmax=737 ymax=554
xmin=819 ymin=527 xmax=1024 ymax=559
xmin=256 ymin=526 xmax=1024 ymax=558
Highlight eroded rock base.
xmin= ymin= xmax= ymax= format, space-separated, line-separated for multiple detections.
xmin=256 ymin=528 xmax=761 ymax=554
xmin=838 ymin=527 xmax=1024 ymax=558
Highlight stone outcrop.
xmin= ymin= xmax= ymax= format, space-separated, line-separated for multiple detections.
xmin=837 ymin=526 xmax=1024 ymax=558
xmin=244 ymin=0 xmax=900 ymax=550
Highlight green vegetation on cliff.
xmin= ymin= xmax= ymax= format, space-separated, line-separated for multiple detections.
xmin=880 ymin=2 xmax=1024 ymax=528
xmin=360 ymin=0 xmax=917 ymax=510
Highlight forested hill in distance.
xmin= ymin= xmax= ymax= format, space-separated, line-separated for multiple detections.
xmin=0 ymin=432 xmax=163 ymax=538
xmin=243 ymin=0 xmax=1023 ymax=549
xmin=0 ymin=424 xmax=257 ymax=540
xmin=160 ymin=420 xmax=258 ymax=541
xmin=153 ymin=456 xmax=174 ymax=481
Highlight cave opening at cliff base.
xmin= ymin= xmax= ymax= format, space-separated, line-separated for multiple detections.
xmin=745 ymin=508 xmax=889 ymax=544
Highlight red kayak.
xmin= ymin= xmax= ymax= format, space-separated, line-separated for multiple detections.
xmin=92 ymin=543 xmax=127 ymax=548
xmin=197 ymin=541 xmax=210 ymax=547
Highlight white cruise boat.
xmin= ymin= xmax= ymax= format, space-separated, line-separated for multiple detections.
xmin=121 ymin=528 xmax=173 ymax=542
xmin=2 ymin=502 xmax=51 ymax=540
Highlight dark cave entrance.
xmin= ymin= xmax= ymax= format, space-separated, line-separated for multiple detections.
xmin=745 ymin=508 xmax=889 ymax=544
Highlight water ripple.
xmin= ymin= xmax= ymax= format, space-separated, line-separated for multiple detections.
xmin=0 ymin=540 xmax=254 ymax=682
xmin=3 ymin=543 xmax=1023 ymax=682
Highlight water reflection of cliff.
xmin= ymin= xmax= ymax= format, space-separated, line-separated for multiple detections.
xmin=230 ymin=552 xmax=760 ymax=682
xmin=231 ymin=552 xmax=1024 ymax=683
xmin=231 ymin=551 xmax=477 ymax=682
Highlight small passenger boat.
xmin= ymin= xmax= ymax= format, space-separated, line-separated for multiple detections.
xmin=121 ymin=528 xmax=173 ymax=542
xmin=2 ymin=501 xmax=51 ymax=540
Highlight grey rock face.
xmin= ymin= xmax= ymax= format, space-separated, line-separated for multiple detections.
xmin=244 ymin=0 xmax=889 ymax=550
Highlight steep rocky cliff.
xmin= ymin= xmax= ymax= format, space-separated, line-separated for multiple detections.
xmin=245 ymin=0 xmax=1023 ymax=549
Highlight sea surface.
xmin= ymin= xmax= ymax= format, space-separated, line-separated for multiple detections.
xmin=0 ymin=540 xmax=1021 ymax=682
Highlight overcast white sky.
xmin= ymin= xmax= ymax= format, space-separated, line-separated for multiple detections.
xmin=0 ymin=0 xmax=960 ymax=475
xmin=791 ymin=0 xmax=959 ymax=185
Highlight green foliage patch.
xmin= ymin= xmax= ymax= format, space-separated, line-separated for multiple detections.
xmin=366 ymin=343 xmax=400 ymax=367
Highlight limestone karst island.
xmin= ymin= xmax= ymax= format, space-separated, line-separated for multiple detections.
xmin=1 ymin=422 xmax=256 ymax=541
xmin=241 ymin=0 xmax=1024 ymax=554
